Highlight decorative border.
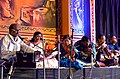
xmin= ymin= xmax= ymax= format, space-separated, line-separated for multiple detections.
xmin=90 ymin=0 xmax=96 ymax=43
xmin=0 ymin=25 xmax=56 ymax=35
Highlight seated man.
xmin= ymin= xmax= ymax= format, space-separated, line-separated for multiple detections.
xmin=107 ymin=35 xmax=120 ymax=65
xmin=0 ymin=23 xmax=37 ymax=78
xmin=74 ymin=36 xmax=96 ymax=66
xmin=95 ymin=34 xmax=117 ymax=67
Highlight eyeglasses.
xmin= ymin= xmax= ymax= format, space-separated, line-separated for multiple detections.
xmin=11 ymin=29 xmax=19 ymax=33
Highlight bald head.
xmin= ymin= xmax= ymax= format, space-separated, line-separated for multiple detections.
xmin=9 ymin=23 xmax=20 ymax=37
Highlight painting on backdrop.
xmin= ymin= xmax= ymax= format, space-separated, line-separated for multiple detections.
xmin=0 ymin=0 xmax=57 ymax=35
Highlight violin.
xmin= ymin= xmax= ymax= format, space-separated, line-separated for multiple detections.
xmin=62 ymin=44 xmax=75 ymax=58
xmin=44 ymin=41 xmax=56 ymax=57
xmin=96 ymin=42 xmax=113 ymax=59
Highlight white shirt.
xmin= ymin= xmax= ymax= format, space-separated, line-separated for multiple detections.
xmin=29 ymin=42 xmax=44 ymax=54
xmin=0 ymin=34 xmax=37 ymax=59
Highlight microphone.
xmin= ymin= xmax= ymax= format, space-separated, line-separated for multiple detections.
xmin=40 ymin=37 xmax=45 ymax=41
xmin=40 ymin=38 xmax=43 ymax=40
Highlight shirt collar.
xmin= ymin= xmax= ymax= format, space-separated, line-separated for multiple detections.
xmin=8 ymin=33 xmax=19 ymax=42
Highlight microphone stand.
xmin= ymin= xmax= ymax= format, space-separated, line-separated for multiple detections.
xmin=67 ymin=29 xmax=74 ymax=79
xmin=90 ymin=43 xmax=94 ymax=78
xmin=7 ymin=55 xmax=15 ymax=79
xmin=89 ymin=43 xmax=94 ymax=67
xmin=58 ymin=35 xmax=61 ymax=79
xmin=0 ymin=60 xmax=6 ymax=79
xmin=41 ymin=36 xmax=46 ymax=79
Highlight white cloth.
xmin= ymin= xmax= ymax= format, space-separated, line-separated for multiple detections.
xmin=0 ymin=34 xmax=36 ymax=59
xmin=29 ymin=42 xmax=44 ymax=54
xmin=36 ymin=58 xmax=58 ymax=68
xmin=29 ymin=43 xmax=58 ymax=68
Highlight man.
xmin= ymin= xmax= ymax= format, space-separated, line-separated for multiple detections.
xmin=74 ymin=36 xmax=96 ymax=66
xmin=108 ymin=35 xmax=120 ymax=54
xmin=95 ymin=34 xmax=117 ymax=67
xmin=1 ymin=23 xmax=36 ymax=59
xmin=107 ymin=35 xmax=120 ymax=65
xmin=0 ymin=23 xmax=37 ymax=78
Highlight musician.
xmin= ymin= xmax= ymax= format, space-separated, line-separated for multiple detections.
xmin=74 ymin=36 xmax=96 ymax=66
xmin=0 ymin=23 xmax=37 ymax=77
xmin=29 ymin=31 xmax=58 ymax=68
xmin=107 ymin=35 xmax=120 ymax=65
xmin=56 ymin=34 xmax=83 ymax=70
xmin=95 ymin=34 xmax=117 ymax=67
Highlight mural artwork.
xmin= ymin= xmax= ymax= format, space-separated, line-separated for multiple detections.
xmin=0 ymin=0 xmax=56 ymax=35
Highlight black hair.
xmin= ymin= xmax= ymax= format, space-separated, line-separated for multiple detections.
xmin=33 ymin=31 xmax=42 ymax=38
xmin=81 ymin=36 xmax=89 ymax=42
xmin=109 ymin=35 xmax=116 ymax=39
xmin=97 ymin=34 xmax=105 ymax=39
xmin=62 ymin=34 xmax=70 ymax=41
xmin=96 ymin=34 xmax=105 ymax=42
xmin=108 ymin=34 xmax=116 ymax=42
xmin=9 ymin=23 xmax=18 ymax=31
xmin=30 ymin=31 xmax=43 ymax=42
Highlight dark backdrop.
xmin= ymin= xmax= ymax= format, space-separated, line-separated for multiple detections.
xmin=95 ymin=0 xmax=120 ymax=45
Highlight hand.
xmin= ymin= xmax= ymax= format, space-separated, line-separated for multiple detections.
xmin=101 ymin=43 xmax=107 ymax=49
xmin=88 ymin=48 xmax=93 ymax=53
xmin=100 ymin=58 xmax=105 ymax=61
xmin=71 ymin=58 xmax=75 ymax=62
xmin=113 ymin=50 xmax=120 ymax=53
xmin=100 ymin=54 xmax=105 ymax=61
xmin=80 ymin=51 xmax=88 ymax=57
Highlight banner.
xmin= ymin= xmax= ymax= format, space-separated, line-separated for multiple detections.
xmin=71 ymin=0 xmax=84 ymax=35
xmin=70 ymin=0 xmax=92 ymax=40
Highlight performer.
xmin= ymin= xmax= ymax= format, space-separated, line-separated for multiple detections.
xmin=0 ymin=23 xmax=37 ymax=78
xmin=56 ymin=34 xmax=83 ymax=70
xmin=74 ymin=36 xmax=96 ymax=66
xmin=107 ymin=35 xmax=120 ymax=65
xmin=29 ymin=31 xmax=58 ymax=68
xmin=95 ymin=34 xmax=117 ymax=67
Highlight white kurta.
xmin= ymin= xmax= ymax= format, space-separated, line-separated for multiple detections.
xmin=0 ymin=34 xmax=36 ymax=60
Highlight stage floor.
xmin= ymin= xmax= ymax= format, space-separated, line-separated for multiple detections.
xmin=1 ymin=66 xmax=120 ymax=79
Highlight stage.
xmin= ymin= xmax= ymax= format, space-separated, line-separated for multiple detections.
xmin=1 ymin=66 xmax=120 ymax=79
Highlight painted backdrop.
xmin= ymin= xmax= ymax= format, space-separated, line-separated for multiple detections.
xmin=0 ymin=0 xmax=56 ymax=36
xmin=71 ymin=0 xmax=91 ymax=39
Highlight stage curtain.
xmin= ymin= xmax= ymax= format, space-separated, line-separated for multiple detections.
xmin=95 ymin=0 xmax=120 ymax=44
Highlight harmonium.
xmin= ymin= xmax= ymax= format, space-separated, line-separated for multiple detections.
xmin=16 ymin=51 xmax=38 ymax=68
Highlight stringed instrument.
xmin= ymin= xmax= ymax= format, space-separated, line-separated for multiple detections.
xmin=96 ymin=43 xmax=114 ymax=59
xmin=62 ymin=44 xmax=75 ymax=59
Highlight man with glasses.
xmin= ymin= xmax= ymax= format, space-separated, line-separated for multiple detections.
xmin=0 ymin=23 xmax=37 ymax=79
